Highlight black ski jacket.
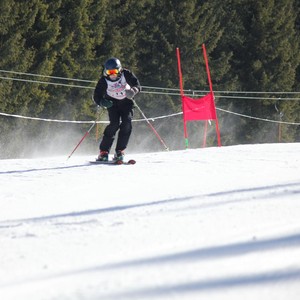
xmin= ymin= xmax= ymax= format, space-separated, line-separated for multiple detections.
xmin=93 ymin=69 xmax=141 ymax=106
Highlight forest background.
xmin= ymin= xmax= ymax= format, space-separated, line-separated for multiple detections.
xmin=0 ymin=0 xmax=300 ymax=158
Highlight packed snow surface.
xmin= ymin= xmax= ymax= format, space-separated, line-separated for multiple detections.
xmin=0 ymin=143 xmax=300 ymax=300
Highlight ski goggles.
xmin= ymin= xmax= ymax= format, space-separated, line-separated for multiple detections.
xmin=105 ymin=69 xmax=120 ymax=76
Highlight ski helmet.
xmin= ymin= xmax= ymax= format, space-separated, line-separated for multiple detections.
xmin=103 ymin=57 xmax=122 ymax=77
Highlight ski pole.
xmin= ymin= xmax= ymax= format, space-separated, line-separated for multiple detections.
xmin=67 ymin=121 xmax=97 ymax=160
xmin=67 ymin=104 xmax=104 ymax=160
xmin=133 ymin=100 xmax=169 ymax=151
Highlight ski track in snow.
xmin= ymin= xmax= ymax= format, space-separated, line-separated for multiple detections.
xmin=0 ymin=143 xmax=300 ymax=300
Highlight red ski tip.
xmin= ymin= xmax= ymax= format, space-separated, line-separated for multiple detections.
xmin=127 ymin=159 xmax=136 ymax=165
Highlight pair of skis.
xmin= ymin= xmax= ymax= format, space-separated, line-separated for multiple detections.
xmin=89 ymin=159 xmax=136 ymax=165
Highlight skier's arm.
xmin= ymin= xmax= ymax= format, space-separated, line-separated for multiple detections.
xmin=123 ymin=69 xmax=141 ymax=99
xmin=93 ymin=77 xmax=108 ymax=105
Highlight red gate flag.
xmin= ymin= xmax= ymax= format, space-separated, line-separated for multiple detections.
xmin=176 ymin=45 xmax=221 ymax=148
xmin=182 ymin=94 xmax=216 ymax=121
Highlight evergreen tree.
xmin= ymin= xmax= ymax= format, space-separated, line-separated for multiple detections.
xmin=23 ymin=1 xmax=62 ymax=115
xmin=218 ymin=0 xmax=300 ymax=144
xmin=93 ymin=0 xmax=150 ymax=77
xmin=45 ymin=0 xmax=106 ymax=120
xmin=133 ymin=1 xmax=223 ymax=118
xmin=0 ymin=0 xmax=39 ymax=114
xmin=208 ymin=0 xmax=254 ymax=145
xmin=0 ymin=0 xmax=62 ymax=116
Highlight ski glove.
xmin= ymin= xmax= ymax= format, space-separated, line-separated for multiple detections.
xmin=100 ymin=98 xmax=113 ymax=108
xmin=125 ymin=87 xmax=139 ymax=99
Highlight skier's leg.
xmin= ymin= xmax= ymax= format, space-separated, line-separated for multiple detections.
xmin=100 ymin=107 xmax=120 ymax=152
xmin=115 ymin=101 xmax=134 ymax=152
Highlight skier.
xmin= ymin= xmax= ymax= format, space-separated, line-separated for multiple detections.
xmin=93 ymin=57 xmax=141 ymax=162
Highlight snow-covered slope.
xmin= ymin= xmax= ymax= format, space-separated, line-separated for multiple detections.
xmin=1 ymin=143 xmax=300 ymax=300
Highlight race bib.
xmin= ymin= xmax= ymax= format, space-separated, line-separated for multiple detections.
xmin=105 ymin=74 xmax=130 ymax=100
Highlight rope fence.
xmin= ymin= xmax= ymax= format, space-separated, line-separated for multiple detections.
xmin=1 ymin=69 xmax=300 ymax=100
xmin=1 ymin=69 xmax=300 ymax=126
xmin=1 ymin=108 xmax=300 ymax=126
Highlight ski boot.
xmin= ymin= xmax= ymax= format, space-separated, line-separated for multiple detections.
xmin=96 ymin=150 xmax=109 ymax=161
xmin=113 ymin=150 xmax=125 ymax=164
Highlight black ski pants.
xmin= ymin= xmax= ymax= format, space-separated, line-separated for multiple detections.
xmin=100 ymin=99 xmax=134 ymax=153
